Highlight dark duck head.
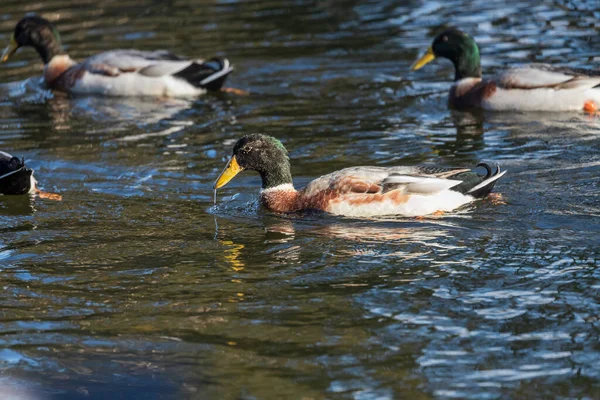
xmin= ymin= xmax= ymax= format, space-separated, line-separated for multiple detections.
xmin=1 ymin=15 xmax=65 ymax=64
xmin=411 ymin=27 xmax=482 ymax=81
xmin=214 ymin=134 xmax=293 ymax=191
xmin=0 ymin=152 xmax=36 ymax=195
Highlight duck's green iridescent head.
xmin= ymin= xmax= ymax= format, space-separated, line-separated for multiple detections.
xmin=1 ymin=15 xmax=65 ymax=64
xmin=411 ymin=28 xmax=482 ymax=81
xmin=214 ymin=134 xmax=293 ymax=190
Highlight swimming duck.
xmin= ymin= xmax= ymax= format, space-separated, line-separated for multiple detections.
xmin=0 ymin=151 xmax=36 ymax=195
xmin=213 ymin=134 xmax=506 ymax=217
xmin=1 ymin=16 xmax=233 ymax=97
xmin=411 ymin=28 xmax=600 ymax=111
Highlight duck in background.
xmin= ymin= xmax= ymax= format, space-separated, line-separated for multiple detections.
xmin=0 ymin=151 xmax=37 ymax=195
xmin=1 ymin=16 xmax=234 ymax=97
xmin=411 ymin=27 xmax=600 ymax=112
xmin=214 ymin=134 xmax=505 ymax=218
xmin=0 ymin=151 xmax=61 ymax=200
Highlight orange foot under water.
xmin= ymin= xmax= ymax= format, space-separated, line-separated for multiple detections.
xmin=487 ymin=192 xmax=506 ymax=205
xmin=35 ymin=188 xmax=62 ymax=201
xmin=584 ymin=100 xmax=598 ymax=114
xmin=416 ymin=210 xmax=445 ymax=220
xmin=221 ymin=87 xmax=250 ymax=96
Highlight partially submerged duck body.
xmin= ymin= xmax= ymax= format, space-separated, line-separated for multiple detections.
xmin=214 ymin=134 xmax=506 ymax=218
xmin=1 ymin=16 xmax=233 ymax=97
xmin=0 ymin=151 xmax=36 ymax=195
xmin=411 ymin=28 xmax=600 ymax=112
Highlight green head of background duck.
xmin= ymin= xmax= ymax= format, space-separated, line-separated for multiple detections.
xmin=1 ymin=16 xmax=65 ymax=64
xmin=412 ymin=27 xmax=482 ymax=81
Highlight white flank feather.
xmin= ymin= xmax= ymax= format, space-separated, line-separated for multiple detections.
xmin=383 ymin=175 xmax=463 ymax=194
xmin=71 ymin=73 xmax=207 ymax=97
xmin=327 ymin=190 xmax=474 ymax=218
xmin=482 ymin=65 xmax=600 ymax=111
xmin=482 ymin=87 xmax=600 ymax=111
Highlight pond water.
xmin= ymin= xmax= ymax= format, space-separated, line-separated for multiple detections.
xmin=0 ymin=0 xmax=599 ymax=399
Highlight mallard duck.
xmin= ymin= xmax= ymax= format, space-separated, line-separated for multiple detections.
xmin=213 ymin=134 xmax=506 ymax=217
xmin=1 ymin=16 xmax=233 ymax=97
xmin=0 ymin=151 xmax=36 ymax=195
xmin=411 ymin=28 xmax=600 ymax=111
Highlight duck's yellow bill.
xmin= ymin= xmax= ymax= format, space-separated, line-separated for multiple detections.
xmin=411 ymin=47 xmax=435 ymax=71
xmin=1 ymin=36 xmax=18 ymax=63
xmin=214 ymin=155 xmax=243 ymax=189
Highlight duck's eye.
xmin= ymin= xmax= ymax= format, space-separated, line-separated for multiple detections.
xmin=442 ymin=35 xmax=448 ymax=42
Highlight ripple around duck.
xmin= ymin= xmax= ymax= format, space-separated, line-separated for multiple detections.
xmin=0 ymin=0 xmax=599 ymax=398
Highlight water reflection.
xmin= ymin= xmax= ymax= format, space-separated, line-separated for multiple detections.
xmin=0 ymin=195 xmax=35 ymax=216
xmin=45 ymin=94 xmax=195 ymax=129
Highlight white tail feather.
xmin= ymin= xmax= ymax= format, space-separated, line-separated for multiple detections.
xmin=384 ymin=175 xmax=463 ymax=194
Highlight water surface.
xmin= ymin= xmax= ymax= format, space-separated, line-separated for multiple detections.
xmin=0 ymin=0 xmax=599 ymax=399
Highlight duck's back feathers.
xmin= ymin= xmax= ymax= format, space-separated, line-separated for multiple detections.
xmin=463 ymin=64 xmax=600 ymax=111
xmin=51 ymin=50 xmax=233 ymax=97
xmin=381 ymin=174 xmax=462 ymax=194
xmin=303 ymin=165 xmax=499 ymax=196
xmin=291 ymin=163 xmax=504 ymax=217
xmin=496 ymin=64 xmax=600 ymax=90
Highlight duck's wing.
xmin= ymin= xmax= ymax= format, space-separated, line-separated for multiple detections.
xmin=496 ymin=64 xmax=600 ymax=91
xmin=303 ymin=164 xmax=505 ymax=199
xmin=303 ymin=166 xmax=464 ymax=196
xmin=82 ymin=50 xmax=233 ymax=90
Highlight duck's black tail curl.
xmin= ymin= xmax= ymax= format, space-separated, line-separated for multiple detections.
xmin=466 ymin=163 xmax=506 ymax=198
xmin=173 ymin=57 xmax=233 ymax=91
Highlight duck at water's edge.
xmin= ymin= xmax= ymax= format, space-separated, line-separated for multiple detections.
xmin=411 ymin=27 xmax=600 ymax=111
xmin=0 ymin=152 xmax=36 ymax=195
xmin=1 ymin=16 xmax=233 ymax=97
xmin=214 ymin=134 xmax=506 ymax=218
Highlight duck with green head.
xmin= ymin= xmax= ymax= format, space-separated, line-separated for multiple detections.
xmin=214 ymin=134 xmax=506 ymax=217
xmin=1 ymin=15 xmax=233 ymax=97
xmin=411 ymin=27 xmax=600 ymax=111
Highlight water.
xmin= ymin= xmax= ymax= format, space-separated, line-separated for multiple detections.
xmin=0 ymin=0 xmax=599 ymax=398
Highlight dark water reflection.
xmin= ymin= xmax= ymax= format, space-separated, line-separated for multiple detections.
xmin=1 ymin=0 xmax=599 ymax=398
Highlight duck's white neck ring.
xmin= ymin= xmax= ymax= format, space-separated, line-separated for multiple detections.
xmin=260 ymin=183 xmax=295 ymax=194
